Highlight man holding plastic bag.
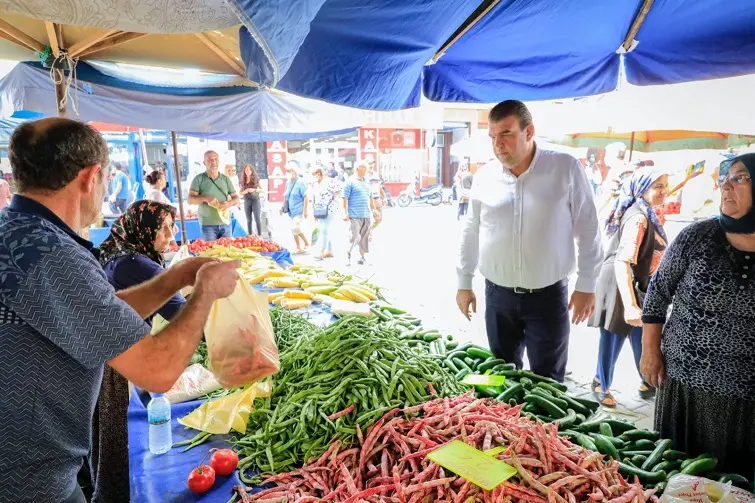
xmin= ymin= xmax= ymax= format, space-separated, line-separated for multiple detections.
xmin=0 ymin=119 xmax=242 ymax=503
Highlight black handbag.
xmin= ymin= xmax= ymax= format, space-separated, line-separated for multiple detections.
xmin=281 ymin=198 xmax=290 ymax=214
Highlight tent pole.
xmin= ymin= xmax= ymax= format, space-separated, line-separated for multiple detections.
xmin=170 ymin=131 xmax=188 ymax=243
xmin=628 ymin=131 xmax=636 ymax=162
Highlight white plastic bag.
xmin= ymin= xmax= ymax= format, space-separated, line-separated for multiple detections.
xmin=660 ymin=475 xmax=755 ymax=503
xmin=164 ymin=364 xmax=222 ymax=404
xmin=168 ymin=244 xmax=194 ymax=296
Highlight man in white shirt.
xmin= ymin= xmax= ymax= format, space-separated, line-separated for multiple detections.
xmin=456 ymin=100 xmax=603 ymax=382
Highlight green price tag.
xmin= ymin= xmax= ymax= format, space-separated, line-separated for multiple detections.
xmin=460 ymin=374 xmax=506 ymax=387
xmin=484 ymin=446 xmax=506 ymax=457
xmin=427 ymin=440 xmax=517 ymax=490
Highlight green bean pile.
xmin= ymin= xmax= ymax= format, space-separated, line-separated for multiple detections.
xmin=232 ymin=314 xmax=465 ymax=480
xmin=269 ymin=306 xmax=322 ymax=352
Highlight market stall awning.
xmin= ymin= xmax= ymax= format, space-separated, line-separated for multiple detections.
xmin=0 ymin=61 xmax=368 ymax=140
xmin=546 ymin=130 xmax=755 ymax=153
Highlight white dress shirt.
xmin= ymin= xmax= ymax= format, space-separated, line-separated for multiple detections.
xmin=458 ymin=146 xmax=603 ymax=293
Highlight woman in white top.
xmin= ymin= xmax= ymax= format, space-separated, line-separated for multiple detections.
xmin=143 ymin=169 xmax=171 ymax=205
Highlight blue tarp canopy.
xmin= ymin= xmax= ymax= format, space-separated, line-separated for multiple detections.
xmin=234 ymin=0 xmax=755 ymax=110
xmin=0 ymin=61 xmax=362 ymax=140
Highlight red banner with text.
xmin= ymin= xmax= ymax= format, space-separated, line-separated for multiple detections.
xmin=358 ymin=127 xmax=379 ymax=167
xmin=266 ymin=140 xmax=287 ymax=203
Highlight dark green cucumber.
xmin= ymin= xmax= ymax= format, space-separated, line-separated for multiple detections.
xmin=521 ymin=403 xmax=538 ymax=414
xmin=661 ymin=449 xmax=688 ymax=461
xmin=599 ymin=423 xmax=614 ymax=437
xmin=423 ymin=332 xmax=442 ymax=342
xmin=535 ymin=414 xmax=555 ymax=423
xmin=508 ymin=398 xmax=518 ymax=407
xmin=655 ymin=481 xmax=667 ymax=493
xmin=493 ymin=369 xmax=523 ymax=378
xmin=603 ymin=419 xmax=637 ymax=434
xmin=523 ymin=394 xmax=567 ymax=419
xmin=492 ymin=363 xmax=517 ymax=372
xmin=680 ymin=454 xmax=707 ymax=470
xmin=593 ymin=434 xmax=620 ymax=460
xmin=652 ymin=460 xmax=682 ymax=473
xmin=476 ymin=385 xmax=503 ymax=398
xmin=454 ymin=368 xmax=470 ymax=380
xmin=445 ymin=340 xmax=459 ymax=350
xmin=718 ymin=473 xmax=751 ymax=489
xmin=680 ymin=457 xmax=718 ymax=476
xmin=621 ymin=450 xmax=654 ymax=457
xmin=617 ymin=462 xmax=667 ymax=483
xmin=447 ymin=350 xmax=468 ymax=361
xmin=529 ymin=389 xmax=569 ymax=410
xmin=497 ymin=383 xmax=524 ymax=402
xmin=465 ymin=346 xmax=494 ymax=360
xmin=630 ymin=455 xmax=648 ymax=466
xmin=667 ymin=469 xmax=680 ymax=479
xmin=570 ymin=432 xmax=598 ymax=451
xmin=588 ymin=432 xmax=626 ymax=449
xmin=574 ymin=413 xmax=586 ymax=425
xmin=570 ymin=395 xmax=601 ymax=413
xmin=641 ymin=439 xmax=673 ymax=471
xmin=463 ymin=357 xmax=478 ymax=370
xmin=554 ymin=408 xmax=578 ymax=430
xmin=519 ymin=377 xmax=534 ymax=390
xmin=451 ymin=357 xmax=472 ymax=372
xmin=517 ymin=371 xmax=568 ymax=391
xmin=619 ymin=429 xmax=660 ymax=442
xmin=625 ymin=439 xmax=657 ymax=452
xmin=477 ymin=359 xmax=507 ymax=372
xmin=443 ymin=358 xmax=460 ymax=373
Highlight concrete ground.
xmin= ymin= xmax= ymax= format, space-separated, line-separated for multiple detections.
xmin=266 ymin=203 xmax=655 ymax=428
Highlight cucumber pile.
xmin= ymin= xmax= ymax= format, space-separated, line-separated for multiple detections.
xmin=367 ymin=304 xmax=752 ymax=494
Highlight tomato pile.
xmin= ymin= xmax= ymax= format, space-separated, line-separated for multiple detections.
xmin=170 ymin=236 xmax=282 ymax=254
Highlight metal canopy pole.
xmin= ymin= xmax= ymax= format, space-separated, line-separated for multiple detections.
xmin=170 ymin=131 xmax=188 ymax=243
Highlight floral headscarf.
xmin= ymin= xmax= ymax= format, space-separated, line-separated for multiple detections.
xmin=719 ymin=152 xmax=755 ymax=234
xmin=605 ymin=166 xmax=668 ymax=242
xmin=99 ymin=200 xmax=176 ymax=266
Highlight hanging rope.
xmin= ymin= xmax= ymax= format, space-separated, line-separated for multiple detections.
xmin=48 ymin=52 xmax=79 ymax=116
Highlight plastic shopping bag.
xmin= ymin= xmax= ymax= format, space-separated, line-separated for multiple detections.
xmin=660 ymin=475 xmax=755 ymax=503
xmin=168 ymin=244 xmax=194 ymax=296
xmin=164 ymin=364 xmax=222 ymax=404
xmin=204 ymin=275 xmax=280 ymax=388
xmin=178 ymin=382 xmax=272 ymax=434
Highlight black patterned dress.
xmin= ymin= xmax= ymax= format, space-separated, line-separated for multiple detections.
xmin=642 ymin=218 xmax=755 ymax=473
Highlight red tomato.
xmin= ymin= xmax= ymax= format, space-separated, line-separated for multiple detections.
xmin=210 ymin=449 xmax=239 ymax=476
xmin=187 ymin=464 xmax=215 ymax=493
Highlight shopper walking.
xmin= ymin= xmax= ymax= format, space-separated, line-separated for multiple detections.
xmin=188 ymin=150 xmax=239 ymax=241
xmin=311 ymin=166 xmax=339 ymax=259
xmin=239 ymin=164 xmax=262 ymax=235
xmin=456 ymin=100 xmax=602 ymax=382
xmin=343 ymin=162 xmax=375 ymax=266
xmin=642 ymin=153 xmax=755 ymax=473
xmin=281 ymin=163 xmax=309 ymax=253
xmin=0 ymin=118 xmax=240 ymax=503
xmin=108 ymin=164 xmax=131 ymax=213
xmin=588 ymin=167 xmax=668 ymax=406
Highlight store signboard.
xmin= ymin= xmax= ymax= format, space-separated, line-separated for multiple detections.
xmin=266 ymin=140 xmax=287 ymax=202
xmin=378 ymin=128 xmax=422 ymax=150
xmin=358 ymin=127 xmax=379 ymax=167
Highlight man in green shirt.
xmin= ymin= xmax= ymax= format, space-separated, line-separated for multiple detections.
xmin=188 ymin=150 xmax=239 ymax=241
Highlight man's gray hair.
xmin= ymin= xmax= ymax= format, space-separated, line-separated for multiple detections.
xmin=9 ymin=119 xmax=109 ymax=193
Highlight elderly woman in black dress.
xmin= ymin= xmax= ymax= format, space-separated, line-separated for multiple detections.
xmin=641 ymin=152 xmax=755 ymax=473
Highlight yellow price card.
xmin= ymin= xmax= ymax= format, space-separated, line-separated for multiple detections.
xmin=427 ymin=440 xmax=517 ymax=491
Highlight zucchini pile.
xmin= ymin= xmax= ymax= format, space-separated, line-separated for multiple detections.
xmin=366 ymin=303 xmax=752 ymax=494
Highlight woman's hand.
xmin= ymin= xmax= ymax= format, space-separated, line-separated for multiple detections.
xmin=640 ymin=348 xmax=666 ymax=388
xmin=624 ymin=305 xmax=643 ymax=327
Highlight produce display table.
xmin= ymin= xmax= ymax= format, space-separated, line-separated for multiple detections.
xmin=127 ymin=280 xmax=335 ymax=501
xmin=90 ymin=217 xmax=248 ymax=247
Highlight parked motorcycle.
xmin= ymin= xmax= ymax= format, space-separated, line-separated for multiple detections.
xmin=397 ymin=178 xmax=443 ymax=207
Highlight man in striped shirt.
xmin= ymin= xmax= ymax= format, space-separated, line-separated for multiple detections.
xmin=343 ymin=162 xmax=376 ymax=265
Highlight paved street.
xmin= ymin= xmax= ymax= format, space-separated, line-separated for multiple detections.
xmin=267 ymin=203 xmax=655 ymax=429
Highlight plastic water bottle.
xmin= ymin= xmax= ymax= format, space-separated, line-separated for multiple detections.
xmin=147 ymin=393 xmax=172 ymax=455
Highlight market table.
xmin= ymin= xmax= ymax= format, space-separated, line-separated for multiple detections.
xmin=90 ymin=217 xmax=248 ymax=247
xmin=127 ymin=286 xmax=334 ymax=502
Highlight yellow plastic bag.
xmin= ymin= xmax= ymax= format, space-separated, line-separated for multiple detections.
xmin=204 ymin=275 xmax=280 ymax=388
xmin=178 ymin=382 xmax=272 ymax=434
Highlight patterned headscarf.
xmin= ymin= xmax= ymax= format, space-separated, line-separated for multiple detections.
xmin=719 ymin=152 xmax=755 ymax=234
xmin=98 ymin=200 xmax=177 ymax=266
xmin=605 ymin=166 xmax=668 ymax=242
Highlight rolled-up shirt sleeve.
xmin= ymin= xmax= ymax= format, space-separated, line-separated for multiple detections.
xmin=457 ymin=183 xmax=482 ymax=290
xmin=642 ymin=224 xmax=694 ymax=324
xmin=569 ymin=160 xmax=603 ymax=293
xmin=6 ymin=245 xmax=151 ymax=369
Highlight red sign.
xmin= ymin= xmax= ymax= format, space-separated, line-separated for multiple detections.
xmin=378 ymin=128 xmax=421 ymax=151
xmin=266 ymin=140 xmax=287 ymax=203
xmin=358 ymin=127 xmax=379 ymax=166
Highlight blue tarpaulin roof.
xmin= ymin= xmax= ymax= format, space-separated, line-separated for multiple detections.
xmin=233 ymin=0 xmax=755 ymax=110
xmin=0 ymin=61 xmax=367 ymax=140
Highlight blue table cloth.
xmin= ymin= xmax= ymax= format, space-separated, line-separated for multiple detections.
xmin=91 ymin=217 xmax=248 ymax=247
xmin=127 ymin=290 xmax=336 ymax=502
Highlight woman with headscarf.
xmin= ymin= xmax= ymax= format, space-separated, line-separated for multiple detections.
xmin=641 ymin=153 xmax=755 ymax=473
xmin=90 ymin=200 xmax=185 ymax=503
xmin=588 ymin=166 xmax=669 ymax=407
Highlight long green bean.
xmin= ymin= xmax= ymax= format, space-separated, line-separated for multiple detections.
xmin=232 ymin=314 xmax=464 ymax=479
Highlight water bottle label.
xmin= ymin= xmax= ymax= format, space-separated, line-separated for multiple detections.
xmin=148 ymin=415 xmax=170 ymax=425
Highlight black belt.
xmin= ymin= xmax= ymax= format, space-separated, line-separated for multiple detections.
xmin=495 ymin=279 xmax=565 ymax=295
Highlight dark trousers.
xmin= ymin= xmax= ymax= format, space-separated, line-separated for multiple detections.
xmin=457 ymin=201 xmax=468 ymax=219
xmin=596 ymin=326 xmax=643 ymax=392
xmin=244 ymin=196 xmax=262 ymax=235
xmin=484 ymin=279 xmax=570 ymax=382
